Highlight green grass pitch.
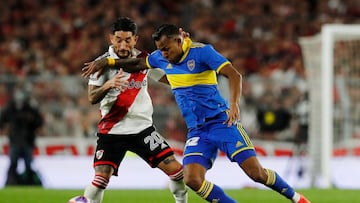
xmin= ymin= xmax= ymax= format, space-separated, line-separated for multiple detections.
xmin=0 ymin=187 xmax=359 ymax=203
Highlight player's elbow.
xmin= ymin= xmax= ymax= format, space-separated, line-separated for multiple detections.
xmin=220 ymin=64 xmax=241 ymax=78
xmin=88 ymin=96 xmax=99 ymax=105
xmin=89 ymin=99 xmax=97 ymax=105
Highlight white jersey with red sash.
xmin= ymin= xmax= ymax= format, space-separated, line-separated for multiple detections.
xmin=89 ymin=46 xmax=162 ymax=135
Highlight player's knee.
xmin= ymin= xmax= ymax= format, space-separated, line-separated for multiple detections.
xmin=94 ymin=165 xmax=114 ymax=179
xmin=183 ymin=174 xmax=203 ymax=190
xmin=247 ymin=168 xmax=267 ymax=183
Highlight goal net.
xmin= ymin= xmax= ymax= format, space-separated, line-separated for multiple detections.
xmin=299 ymin=24 xmax=360 ymax=188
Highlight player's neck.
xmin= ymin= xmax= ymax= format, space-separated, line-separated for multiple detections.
xmin=173 ymin=52 xmax=184 ymax=63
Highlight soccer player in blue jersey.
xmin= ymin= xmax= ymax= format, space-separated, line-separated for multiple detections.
xmin=82 ymin=23 xmax=311 ymax=203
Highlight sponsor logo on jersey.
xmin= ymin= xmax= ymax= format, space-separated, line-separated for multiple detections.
xmin=127 ymin=78 xmax=147 ymax=89
xmin=166 ymin=63 xmax=173 ymax=69
xmin=236 ymin=141 xmax=243 ymax=148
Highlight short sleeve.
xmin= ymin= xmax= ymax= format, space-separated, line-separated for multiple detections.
xmin=88 ymin=71 xmax=107 ymax=86
xmin=148 ymin=68 xmax=166 ymax=81
xmin=146 ymin=51 xmax=162 ymax=69
xmin=200 ymin=45 xmax=230 ymax=73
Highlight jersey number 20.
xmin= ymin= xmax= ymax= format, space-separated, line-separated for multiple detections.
xmin=144 ymin=131 xmax=168 ymax=151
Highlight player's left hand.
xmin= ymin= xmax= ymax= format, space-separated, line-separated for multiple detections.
xmin=82 ymin=58 xmax=108 ymax=78
xmin=224 ymin=103 xmax=241 ymax=127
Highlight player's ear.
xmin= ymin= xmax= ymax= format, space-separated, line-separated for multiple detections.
xmin=134 ymin=35 xmax=139 ymax=43
xmin=176 ymin=36 xmax=182 ymax=45
xmin=109 ymin=33 xmax=114 ymax=43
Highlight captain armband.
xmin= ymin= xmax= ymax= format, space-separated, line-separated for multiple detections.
xmin=107 ymin=57 xmax=115 ymax=66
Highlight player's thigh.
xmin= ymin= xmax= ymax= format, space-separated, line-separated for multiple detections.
xmin=183 ymin=131 xmax=218 ymax=169
xmin=183 ymin=162 xmax=207 ymax=181
xmin=94 ymin=134 xmax=128 ymax=175
xmin=209 ymin=123 xmax=256 ymax=162
xmin=130 ymin=126 xmax=175 ymax=168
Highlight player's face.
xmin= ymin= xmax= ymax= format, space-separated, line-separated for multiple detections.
xmin=155 ymin=36 xmax=183 ymax=63
xmin=110 ymin=31 xmax=138 ymax=59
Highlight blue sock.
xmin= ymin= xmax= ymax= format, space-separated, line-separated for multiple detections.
xmin=196 ymin=180 xmax=237 ymax=203
xmin=264 ymin=168 xmax=295 ymax=199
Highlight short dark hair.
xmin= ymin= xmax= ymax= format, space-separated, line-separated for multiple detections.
xmin=152 ymin=24 xmax=179 ymax=41
xmin=112 ymin=17 xmax=137 ymax=35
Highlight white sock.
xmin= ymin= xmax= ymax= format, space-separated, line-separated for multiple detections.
xmin=84 ymin=174 xmax=109 ymax=203
xmin=84 ymin=184 xmax=104 ymax=203
xmin=292 ymin=192 xmax=301 ymax=203
xmin=169 ymin=179 xmax=188 ymax=203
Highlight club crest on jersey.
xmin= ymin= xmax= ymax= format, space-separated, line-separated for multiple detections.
xmin=187 ymin=59 xmax=195 ymax=71
xmin=96 ymin=150 xmax=104 ymax=160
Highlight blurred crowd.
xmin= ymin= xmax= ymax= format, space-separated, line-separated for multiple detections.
xmin=1 ymin=0 xmax=360 ymax=143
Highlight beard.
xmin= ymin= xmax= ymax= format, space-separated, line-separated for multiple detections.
xmin=116 ymin=49 xmax=131 ymax=59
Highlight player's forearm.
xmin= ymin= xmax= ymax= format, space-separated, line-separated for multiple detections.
xmin=229 ymin=73 xmax=242 ymax=106
xmin=88 ymin=85 xmax=111 ymax=104
xmin=220 ymin=64 xmax=242 ymax=105
xmin=110 ymin=58 xmax=148 ymax=72
xmin=82 ymin=57 xmax=148 ymax=78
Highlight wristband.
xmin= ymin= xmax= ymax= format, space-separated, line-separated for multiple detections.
xmin=107 ymin=58 xmax=115 ymax=66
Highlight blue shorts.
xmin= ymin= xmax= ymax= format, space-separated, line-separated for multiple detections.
xmin=183 ymin=112 xmax=256 ymax=169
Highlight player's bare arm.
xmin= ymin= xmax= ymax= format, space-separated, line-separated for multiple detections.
xmin=219 ymin=63 xmax=242 ymax=127
xmin=82 ymin=57 xmax=147 ymax=78
xmin=82 ymin=29 xmax=189 ymax=78
xmin=88 ymin=69 xmax=128 ymax=104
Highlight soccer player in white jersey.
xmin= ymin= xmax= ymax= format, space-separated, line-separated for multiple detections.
xmin=83 ymin=17 xmax=187 ymax=203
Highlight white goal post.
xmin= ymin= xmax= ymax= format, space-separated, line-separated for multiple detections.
xmin=299 ymin=24 xmax=360 ymax=188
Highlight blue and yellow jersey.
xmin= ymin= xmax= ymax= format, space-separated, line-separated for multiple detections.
xmin=146 ymin=38 xmax=231 ymax=129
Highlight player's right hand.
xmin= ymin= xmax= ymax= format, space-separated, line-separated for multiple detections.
xmin=224 ymin=103 xmax=241 ymax=127
xmin=82 ymin=58 xmax=108 ymax=78
xmin=107 ymin=69 xmax=128 ymax=91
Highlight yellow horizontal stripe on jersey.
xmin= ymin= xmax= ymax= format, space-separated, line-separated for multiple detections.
xmin=167 ymin=70 xmax=217 ymax=88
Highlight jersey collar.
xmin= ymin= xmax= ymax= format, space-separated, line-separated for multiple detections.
xmin=179 ymin=38 xmax=192 ymax=63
